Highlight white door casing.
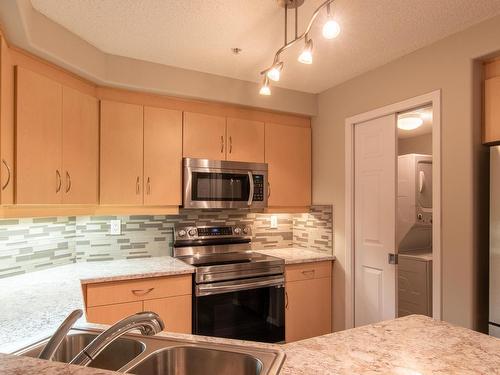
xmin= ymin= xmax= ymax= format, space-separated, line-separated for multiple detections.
xmin=354 ymin=114 xmax=397 ymax=326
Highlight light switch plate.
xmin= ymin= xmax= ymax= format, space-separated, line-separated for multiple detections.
xmin=270 ymin=215 xmax=278 ymax=229
xmin=110 ymin=219 xmax=121 ymax=235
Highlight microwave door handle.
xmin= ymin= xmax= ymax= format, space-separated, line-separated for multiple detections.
xmin=247 ymin=171 xmax=254 ymax=206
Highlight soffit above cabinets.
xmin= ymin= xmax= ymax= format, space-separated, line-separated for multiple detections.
xmin=29 ymin=0 xmax=500 ymax=93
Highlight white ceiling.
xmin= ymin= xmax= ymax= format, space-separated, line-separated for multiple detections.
xmin=30 ymin=0 xmax=500 ymax=94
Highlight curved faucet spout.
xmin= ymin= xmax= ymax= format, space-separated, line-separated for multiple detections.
xmin=69 ymin=311 xmax=164 ymax=367
xmin=39 ymin=309 xmax=83 ymax=361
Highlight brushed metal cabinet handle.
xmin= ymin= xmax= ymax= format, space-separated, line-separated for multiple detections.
xmin=220 ymin=135 xmax=224 ymax=154
xmin=1 ymin=159 xmax=11 ymax=191
xmin=302 ymin=269 xmax=315 ymax=276
xmin=285 ymin=291 xmax=289 ymax=309
xmin=56 ymin=170 xmax=62 ymax=193
xmin=65 ymin=171 xmax=72 ymax=193
xmin=136 ymin=176 xmax=140 ymax=194
xmin=146 ymin=177 xmax=151 ymax=195
xmin=267 ymin=181 xmax=271 ymax=198
xmin=229 ymin=136 xmax=232 ymax=154
xmin=131 ymin=288 xmax=154 ymax=296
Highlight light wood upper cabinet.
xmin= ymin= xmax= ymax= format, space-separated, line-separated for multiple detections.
xmin=183 ymin=112 xmax=226 ymax=160
xmin=226 ymin=118 xmax=264 ymax=163
xmin=285 ymin=261 xmax=332 ymax=343
xmin=265 ymin=123 xmax=311 ymax=207
xmin=144 ymin=107 xmax=182 ymax=206
xmin=0 ymin=37 xmax=14 ymax=204
xmin=484 ymin=76 xmax=500 ymax=144
xmin=16 ymin=66 xmax=63 ymax=204
xmin=100 ymin=100 xmax=144 ymax=205
xmin=62 ymin=87 xmax=99 ymax=204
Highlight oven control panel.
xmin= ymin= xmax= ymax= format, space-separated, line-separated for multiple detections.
xmin=174 ymin=225 xmax=252 ymax=240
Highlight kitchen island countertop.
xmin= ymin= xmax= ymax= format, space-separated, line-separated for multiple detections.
xmin=1 ymin=315 xmax=500 ymax=374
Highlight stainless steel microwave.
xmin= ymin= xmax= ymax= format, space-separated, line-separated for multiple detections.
xmin=183 ymin=158 xmax=268 ymax=209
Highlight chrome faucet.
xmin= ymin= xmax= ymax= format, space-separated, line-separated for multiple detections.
xmin=39 ymin=309 xmax=83 ymax=361
xmin=69 ymin=311 xmax=164 ymax=367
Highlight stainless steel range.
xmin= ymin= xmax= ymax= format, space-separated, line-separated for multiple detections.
xmin=173 ymin=224 xmax=285 ymax=343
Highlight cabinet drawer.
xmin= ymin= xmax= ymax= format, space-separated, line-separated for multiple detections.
xmin=86 ymin=275 xmax=191 ymax=307
xmin=285 ymin=261 xmax=332 ymax=282
xmin=86 ymin=301 xmax=142 ymax=325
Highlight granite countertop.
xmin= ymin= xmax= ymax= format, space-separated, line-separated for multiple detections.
xmin=1 ymin=315 xmax=500 ymax=374
xmin=255 ymin=247 xmax=335 ymax=264
xmin=0 ymin=248 xmax=333 ymax=351
xmin=0 ymin=256 xmax=195 ymax=351
xmin=281 ymin=315 xmax=500 ymax=374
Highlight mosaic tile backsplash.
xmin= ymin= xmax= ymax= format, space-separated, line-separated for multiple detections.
xmin=0 ymin=205 xmax=333 ymax=278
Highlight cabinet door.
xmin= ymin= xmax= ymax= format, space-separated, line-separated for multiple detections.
xmin=265 ymin=123 xmax=311 ymax=207
xmin=183 ymin=112 xmax=226 ymax=160
xmin=16 ymin=67 xmax=62 ymax=204
xmin=143 ymin=295 xmax=192 ymax=334
xmin=86 ymin=301 xmax=143 ymax=325
xmin=62 ymin=87 xmax=99 ymax=204
xmin=144 ymin=106 xmax=182 ymax=206
xmin=226 ymin=118 xmax=264 ymax=163
xmin=100 ymin=100 xmax=143 ymax=205
xmin=285 ymin=277 xmax=332 ymax=342
xmin=0 ymin=37 xmax=14 ymax=204
xmin=484 ymin=76 xmax=500 ymax=144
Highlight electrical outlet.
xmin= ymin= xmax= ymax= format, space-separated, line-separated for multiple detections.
xmin=270 ymin=215 xmax=278 ymax=229
xmin=110 ymin=219 xmax=121 ymax=235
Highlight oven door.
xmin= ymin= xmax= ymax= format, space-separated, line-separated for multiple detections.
xmin=183 ymin=160 xmax=268 ymax=209
xmin=193 ymin=275 xmax=285 ymax=343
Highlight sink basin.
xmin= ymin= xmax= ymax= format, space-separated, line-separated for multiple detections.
xmin=13 ymin=328 xmax=285 ymax=375
xmin=16 ymin=332 xmax=145 ymax=371
xmin=128 ymin=346 xmax=263 ymax=375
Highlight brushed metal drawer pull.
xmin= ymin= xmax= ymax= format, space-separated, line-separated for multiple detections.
xmin=65 ymin=171 xmax=72 ymax=193
xmin=1 ymin=159 xmax=11 ymax=191
xmin=131 ymin=288 xmax=154 ymax=296
xmin=302 ymin=270 xmax=315 ymax=275
xmin=56 ymin=170 xmax=62 ymax=193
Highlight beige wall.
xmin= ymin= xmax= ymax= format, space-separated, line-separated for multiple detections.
xmin=398 ymin=133 xmax=433 ymax=156
xmin=313 ymin=15 xmax=498 ymax=332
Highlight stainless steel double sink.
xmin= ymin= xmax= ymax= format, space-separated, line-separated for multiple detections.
xmin=14 ymin=328 xmax=285 ymax=375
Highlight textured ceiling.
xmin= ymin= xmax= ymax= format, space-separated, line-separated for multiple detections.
xmin=30 ymin=0 xmax=500 ymax=93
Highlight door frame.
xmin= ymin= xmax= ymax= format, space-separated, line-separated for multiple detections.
xmin=344 ymin=90 xmax=442 ymax=329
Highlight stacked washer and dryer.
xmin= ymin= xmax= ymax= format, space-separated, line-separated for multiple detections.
xmin=397 ymin=154 xmax=433 ymax=317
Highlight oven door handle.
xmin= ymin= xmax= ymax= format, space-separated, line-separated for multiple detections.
xmin=247 ymin=171 xmax=254 ymax=206
xmin=196 ymin=276 xmax=284 ymax=297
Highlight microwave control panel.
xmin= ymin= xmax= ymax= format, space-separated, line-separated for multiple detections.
xmin=253 ymin=174 xmax=265 ymax=201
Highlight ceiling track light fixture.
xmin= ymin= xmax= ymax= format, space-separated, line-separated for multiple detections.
xmin=259 ymin=0 xmax=339 ymax=95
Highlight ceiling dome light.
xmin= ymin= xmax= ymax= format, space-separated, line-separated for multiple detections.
xmin=259 ymin=77 xmax=271 ymax=96
xmin=298 ymin=38 xmax=313 ymax=64
xmin=267 ymin=62 xmax=284 ymax=82
xmin=322 ymin=19 xmax=340 ymax=39
xmin=398 ymin=116 xmax=423 ymax=131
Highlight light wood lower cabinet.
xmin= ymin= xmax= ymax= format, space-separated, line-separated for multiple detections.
xmin=86 ymin=301 xmax=143 ymax=325
xmin=285 ymin=261 xmax=332 ymax=343
xmin=84 ymin=274 xmax=192 ymax=334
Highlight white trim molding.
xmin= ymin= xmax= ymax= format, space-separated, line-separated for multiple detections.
xmin=344 ymin=90 xmax=442 ymax=329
